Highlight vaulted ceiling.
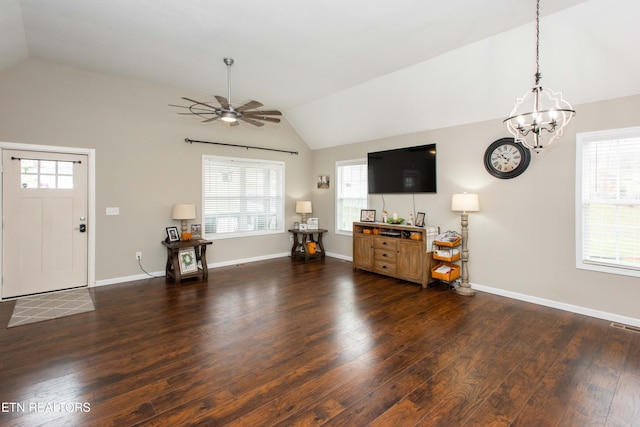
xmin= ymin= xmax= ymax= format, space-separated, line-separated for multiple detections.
xmin=2 ymin=0 xmax=639 ymax=149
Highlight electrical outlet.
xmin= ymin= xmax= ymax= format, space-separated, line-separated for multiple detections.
xmin=136 ymin=251 xmax=142 ymax=260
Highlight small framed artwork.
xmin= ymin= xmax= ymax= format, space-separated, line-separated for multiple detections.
xmin=190 ymin=224 xmax=202 ymax=239
xmin=166 ymin=226 xmax=180 ymax=242
xmin=299 ymin=223 xmax=308 ymax=231
xmin=317 ymin=175 xmax=330 ymax=189
xmin=307 ymin=218 xmax=319 ymax=230
xmin=415 ymin=212 xmax=426 ymax=227
xmin=360 ymin=209 xmax=376 ymax=222
xmin=293 ymin=221 xmax=300 ymax=230
xmin=178 ymin=248 xmax=198 ymax=274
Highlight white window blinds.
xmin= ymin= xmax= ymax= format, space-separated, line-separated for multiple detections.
xmin=336 ymin=159 xmax=368 ymax=234
xmin=577 ymin=127 xmax=640 ymax=276
xmin=203 ymin=156 xmax=284 ymax=239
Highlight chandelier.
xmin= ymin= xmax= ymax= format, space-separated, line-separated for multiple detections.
xmin=504 ymin=0 xmax=576 ymax=153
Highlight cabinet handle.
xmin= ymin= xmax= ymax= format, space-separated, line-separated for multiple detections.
xmin=382 ymin=253 xmax=387 ymax=257
xmin=382 ymin=241 xmax=387 ymax=245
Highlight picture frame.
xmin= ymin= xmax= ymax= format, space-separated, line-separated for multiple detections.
xmin=415 ymin=212 xmax=426 ymax=227
xmin=299 ymin=223 xmax=308 ymax=231
xmin=166 ymin=226 xmax=180 ymax=242
xmin=317 ymin=175 xmax=330 ymax=189
xmin=178 ymin=247 xmax=198 ymax=274
xmin=360 ymin=209 xmax=376 ymax=222
xmin=190 ymin=224 xmax=202 ymax=239
xmin=307 ymin=218 xmax=319 ymax=230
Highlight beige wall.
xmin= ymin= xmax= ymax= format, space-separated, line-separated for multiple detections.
xmin=2 ymin=58 xmax=639 ymax=324
xmin=0 ymin=59 xmax=312 ymax=282
xmin=312 ymin=94 xmax=640 ymax=323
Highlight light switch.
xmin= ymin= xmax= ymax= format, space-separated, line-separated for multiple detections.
xmin=106 ymin=207 xmax=120 ymax=216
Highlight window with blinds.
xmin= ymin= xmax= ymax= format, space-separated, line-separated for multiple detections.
xmin=336 ymin=159 xmax=368 ymax=234
xmin=576 ymin=127 xmax=640 ymax=277
xmin=203 ymin=155 xmax=284 ymax=239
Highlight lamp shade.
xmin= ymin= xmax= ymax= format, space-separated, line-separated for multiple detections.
xmin=172 ymin=203 xmax=196 ymax=220
xmin=451 ymin=193 xmax=479 ymax=213
xmin=295 ymin=201 xmax=312 ymax=214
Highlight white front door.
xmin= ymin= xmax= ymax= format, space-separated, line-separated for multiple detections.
xmin=2 ymin=149 xmax=88 ymax=298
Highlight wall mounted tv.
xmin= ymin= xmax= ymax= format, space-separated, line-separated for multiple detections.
xmin=368 ymin=144 xmax=437 ymax=194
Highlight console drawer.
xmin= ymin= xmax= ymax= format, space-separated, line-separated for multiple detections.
xmin=374 ymin=260 xmax=397 ymax=275
xmin=374 ymin=237 xmax=398 ymax=251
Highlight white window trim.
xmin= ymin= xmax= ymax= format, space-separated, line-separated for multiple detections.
xmin=202 ymin=155 xmax=285 ymax=240
xmin=335 ymin=158 xmax=368 ymax=237
xmin=575 ymin=126 xmax=640 ymax=278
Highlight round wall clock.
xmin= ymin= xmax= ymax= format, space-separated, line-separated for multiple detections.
xmin=484 ymin=137 xmax=531 ymax=179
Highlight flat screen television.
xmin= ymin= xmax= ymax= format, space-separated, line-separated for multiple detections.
xmin=368 ymin=144 xmax=437 ymax=194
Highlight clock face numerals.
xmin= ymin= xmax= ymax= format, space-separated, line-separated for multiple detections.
xmin=484 ymin=138 xmax=531 ymax=179
xmin=490 ymin=144 xmax=522 ymax=172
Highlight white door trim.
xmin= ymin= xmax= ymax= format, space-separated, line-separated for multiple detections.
xmin=0 ymin=142 xmax=96 ymax=299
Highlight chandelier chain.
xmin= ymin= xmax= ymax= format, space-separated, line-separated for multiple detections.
xmin=535 ymin=0 xmax=541 ymax=85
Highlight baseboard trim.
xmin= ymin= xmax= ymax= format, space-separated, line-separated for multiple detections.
xmin=94 ymin=252 xmax=291 ymax=287
xmin=471 ymin=282 xmax=640 ymax=329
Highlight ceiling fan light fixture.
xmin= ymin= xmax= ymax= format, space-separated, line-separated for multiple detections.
xmin=220 ymin=111 xmax=238 ymax=122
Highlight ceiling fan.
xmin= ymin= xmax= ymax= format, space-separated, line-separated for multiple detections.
xmin=170 ymin=58 xmax=282 ymax=127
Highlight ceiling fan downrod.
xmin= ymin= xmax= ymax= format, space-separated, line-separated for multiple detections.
xmin=224 ymin=57 xmax=234 ymax=110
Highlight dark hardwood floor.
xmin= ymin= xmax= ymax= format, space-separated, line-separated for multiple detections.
xmin=1 ymin=256 xmax=639 ymax=426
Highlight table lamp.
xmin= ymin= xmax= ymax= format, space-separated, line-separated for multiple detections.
xmin=451 ymin=193 xmax=479 ymax=296
xmin=172 ymin=203 xmax=196 ymax=240
xmin=296 ymin=200 xmax=312 ymax=224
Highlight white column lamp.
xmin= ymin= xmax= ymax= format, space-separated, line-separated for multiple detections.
xmin=451 ymin=193 xmax=480 ymax=296
xmin=296 ymin=201 xmax=312 ymax=224
xmin=172 ymin=203 xmax=196 ymax=240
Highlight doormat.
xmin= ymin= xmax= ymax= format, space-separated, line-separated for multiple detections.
xmin=7 ymin=288 xmax=95 ymax=328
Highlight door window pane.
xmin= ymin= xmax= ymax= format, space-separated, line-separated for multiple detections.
xmin=20 ymin=160 xmax=74 ymax=189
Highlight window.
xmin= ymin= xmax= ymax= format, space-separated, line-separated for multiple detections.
xmin=576 ymin=127 xmax=640 ymax=277
xmin=203 ymin=155 xmax=284 ymax=239
xmin=20 ymin=159 xmax=74 ymax=189
xmin=336 ymin=159 xmax=368 ymax=235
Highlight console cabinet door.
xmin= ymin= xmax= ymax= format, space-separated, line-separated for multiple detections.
xmin=397 ymin=240 xmax=423 ymax=282
xmin=353 ymin=234 xmax=374 ymax=270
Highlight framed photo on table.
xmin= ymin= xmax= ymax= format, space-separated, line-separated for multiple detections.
xmin=360 ymin=209 xmax=376 ymax=222
xmin=307 ymin=218 xmax=319 ymax=230
xmin=190 ymin=224 xmax=202 ymax=239
xmin=178 ymin=248 xmax=198 ymax=274
xmin=166 ymin=226 xmax=180 ymax=242
xmin=415 ymin=212 xmax=426 ymax=227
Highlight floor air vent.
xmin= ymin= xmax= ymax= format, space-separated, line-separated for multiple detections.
xmin=610 ymin=322 xmax=640 ymax=334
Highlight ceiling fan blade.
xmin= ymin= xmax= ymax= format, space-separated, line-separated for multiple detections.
xmin=215 ymin=95 xmax=230 ymax=110
xmin=171 ymin=105 xmax=216 ymax=114
xmin=239 ymin=117 xmax=265 ymax=127
xmin=202 ymin=116 xmax=219 ymax=123
xmin=181 ymin=97 xmax=216 ymax=109
xmin=246 ymin=116 xmax=281 ymax=123
xmin=229 ymin=120 xmax=240 ymax=127
xmin=243 ymin=110 xmax=282 ymax=116
xmin=236 ymin=100 xmax=264 ymax=112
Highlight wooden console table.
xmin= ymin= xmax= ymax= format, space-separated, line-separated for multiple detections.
xmin=161 ymin=239 xmax=212 ymax=283
xmin=288 ymin=228 xmax=327 ymax=261
xmin=352 ymin=222 xmax=436 ymax=288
